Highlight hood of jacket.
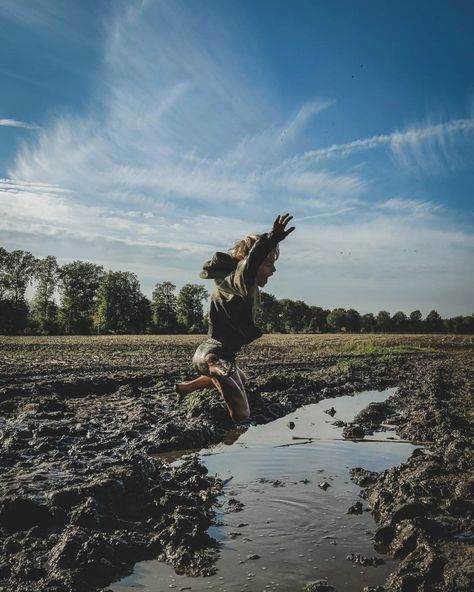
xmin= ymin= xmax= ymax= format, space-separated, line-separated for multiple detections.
xmin=199 ymin=252 xmax=237 ymax=280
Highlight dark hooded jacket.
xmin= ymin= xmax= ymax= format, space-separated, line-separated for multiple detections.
xmin=199 ymin=232 xmax=279 ymax=353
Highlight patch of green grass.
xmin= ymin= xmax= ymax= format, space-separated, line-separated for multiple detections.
xmin=340 ymin=339 xmax=433 ymax=356
xmin=184 ymin=388 xmax=227 ymax=417
xmin=336 ymin=358 xmax=370 ymax=376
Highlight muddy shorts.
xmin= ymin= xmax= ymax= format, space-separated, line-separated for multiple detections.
xmin=192 ymin=338 xmax=237 ymax=377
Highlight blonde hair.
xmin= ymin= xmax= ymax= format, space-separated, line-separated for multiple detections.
xmin=229 ymin=234 xmax=280 ymax=262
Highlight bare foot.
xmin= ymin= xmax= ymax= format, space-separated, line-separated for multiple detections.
xmin=174 ymin=383 xmax=187 ymax=401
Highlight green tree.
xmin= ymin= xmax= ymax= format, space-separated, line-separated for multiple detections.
xmin=306 ymin=306 xmax=328 ymax=333
xmin=376 ymin=310 xmax=392 ymax=332
xmin=134 ymin=293 xmax=152 ymax=333
xmin=93 ymin=271 xmax=150 ymax=333
xmin=462 ymin=315 xmax=474 ymax=334
xmin=58 ymin=261 xmax=104 ymax=333
xmin=345 ymin=308 xmax=361 ymax=332
xmin=360 ymin=313 xmax=376 ymax=333
xmin=462 ymin=315 xmax=474 ymax=335
xmin=392 ymin=311 xmax=408 ymax=332
xmin=0 ymin=247 xmax=8 ymax=300
xmin=31 ymin=255 xmax=59 ymax=333
xmin=176 ymin=284 xmax=208 ymax=333
xmin=443 ymin=315 xmax=474 ymax=334
xmin=258 ymin=291 xmax=282 ymax=333
xmin=409 ymin=310 xmax=423 ymax=332
xmin=327 ymin=308 xmax=347 ymax=332
xmin=0 ymin=249 xmax=37 ymax=304
xmin=279 ymin=299 xmax=310 ymax=332
xmin=0 ymin=248 xmax=36 ymax=333
xmin=425 ymin=310 xmax=444 ymax=333
xmin=152 ymin=281 xmax=178 ymax=333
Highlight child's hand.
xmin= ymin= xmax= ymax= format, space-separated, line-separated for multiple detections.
xmin=271 ymin=213 xmax=295 ymax=242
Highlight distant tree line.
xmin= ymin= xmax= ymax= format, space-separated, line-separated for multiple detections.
xmin=1 ymin=246 xmax=473 ymax=335
xmin=257 ymin=294 xmax=474 ymax=334
xmin=0 ymin=248 xmax=207 ymax=335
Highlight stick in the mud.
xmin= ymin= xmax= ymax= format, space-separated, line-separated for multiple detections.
xmin=175 ymin=213 xmax=295 ymax=422
xmin=275 ymin=436 xmax=433 ymax=447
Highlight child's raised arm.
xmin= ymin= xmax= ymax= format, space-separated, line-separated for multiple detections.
xmin=241 ymin=213 xmax=295 ymax=289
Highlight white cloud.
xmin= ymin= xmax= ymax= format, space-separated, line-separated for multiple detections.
xmin=388 ymin=119 xmax=474 ymax=172
xmin=0 ymin=118 xmax=40 ymax=130
xmin=273 ymin=213 xmax=474 ymax=315
xmin=2 ymin=1 xmax=473 ymax=315
xmin=0 ymin=179 xmax=208 ymax=253
xmin=0 ymin=0 xmax=100 ymax=46
xmin=293 ymin=118 xmax=474 ymax=172
xmin=220 ymin=99 xmax=333 ymax=167
xmin=376 ymin=197 xmax=441 ymax=216
xmin=293 ymin=208 xmax=356 ymax=221
xmin=8 ymin=2 xmax=354 ymax=217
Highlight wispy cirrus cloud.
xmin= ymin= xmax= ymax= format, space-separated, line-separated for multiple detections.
xmin=220 ymin=99 xmax=334 ymax=167
xmin=10 ymin=0 xmax=471 ymax=225
xmin=7 ymin=1 xmax=357 ymax=221
xmin=0 ymin=0 xmax=101 ymax=46
xmin=377 ymin=197 xmax=442 ymax=216
xmin=2 ymin=1 xmax=473 ymax=315
xmin=0 ymin=178 xmax=276 ymax=258
xmin=0 ymin=118 xmax=40 ymax=130
xmin=0 ymin=179 xmax=206 ymax=254
xmin=293 ymin=118 xmax=474 ymax=172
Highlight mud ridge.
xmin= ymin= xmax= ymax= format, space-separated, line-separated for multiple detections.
xmin=0 ymin=338 xmax=472 ymax=592
xmin=351 ymin=356 xmax=473 ymax=592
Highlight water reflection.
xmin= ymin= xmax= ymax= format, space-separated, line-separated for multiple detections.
xmin=112 ymin=389 xmax=418 ymax=592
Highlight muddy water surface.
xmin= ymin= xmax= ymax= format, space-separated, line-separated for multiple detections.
xmin=112 ymin=389 xmax=419 ymax=592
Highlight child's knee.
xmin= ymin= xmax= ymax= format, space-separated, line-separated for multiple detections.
xmin=205 ymin=353 xmax=235 ymax=377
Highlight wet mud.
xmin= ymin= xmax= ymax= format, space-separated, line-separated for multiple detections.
xmin=351 ymin=358 xmax=474 ymax=592
xmin=0 ymin=335 xmax=472 ymax=591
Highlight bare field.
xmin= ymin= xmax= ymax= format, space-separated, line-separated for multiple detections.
xmin=1 ymin=333 xmax=472 ymax=385
xmin=0 ymin=334 xmax=472 ymax=592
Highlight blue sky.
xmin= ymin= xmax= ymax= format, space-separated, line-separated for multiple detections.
xmin=1 ymin=0 xmax=473 ymax=316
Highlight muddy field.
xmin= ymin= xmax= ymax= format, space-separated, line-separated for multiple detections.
xmin=0 ymin=334 xmax=473 ymax=592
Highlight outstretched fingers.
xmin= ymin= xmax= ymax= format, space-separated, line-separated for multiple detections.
xmin=273 ymin=212 xmax=295 ymax=240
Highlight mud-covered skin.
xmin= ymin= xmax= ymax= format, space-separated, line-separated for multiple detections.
xmin=0 ymin=334 xmax=473 ymax=591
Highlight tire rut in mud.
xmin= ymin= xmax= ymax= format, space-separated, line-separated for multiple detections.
xmin=0 ymin=347 xmax=472 ymax=592
xmin=351 ymin=356 xmax=473 ymax=592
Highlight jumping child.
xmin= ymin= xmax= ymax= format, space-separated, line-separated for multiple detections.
xmin=175 ymin=213 xmax=295 ymax=422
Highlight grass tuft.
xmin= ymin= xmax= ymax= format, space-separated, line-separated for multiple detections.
xmin=184 ymin=388 xmax=228 ymax=421
xmin=340 ymin=339 xmax=433 ymax=356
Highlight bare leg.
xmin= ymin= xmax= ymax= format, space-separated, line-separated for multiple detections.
xmin=210 ymin=372 xmax=250 ymax=422
xmin=234 ymin=365 xmax=248 ymax=389
xmin=209 ymin=363 xmax=250 ymax=422
xmin=176 ymin=356 xmax=250 ymax=422
xmin=175 ymin=375 xmax=214 ymax=397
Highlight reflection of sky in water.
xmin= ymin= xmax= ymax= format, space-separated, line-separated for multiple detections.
xmin=112 ymin=389 xmax=419 ymax=592
xmin=205 ymin=388 xmax=409 ymax=482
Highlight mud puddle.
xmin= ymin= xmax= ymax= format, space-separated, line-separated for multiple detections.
xmin=111 ymin=389 xmax=419 ymax=592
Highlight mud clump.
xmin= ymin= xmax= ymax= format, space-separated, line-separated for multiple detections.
xmin=353 ymin=401 xmax=397 ymax=431
xmin=352 ymin=357 xmax=474 ymax=592
xmin=0 ymin=334 xmax=472 ymax=591
xmin=0 ymin=442 xmax=221 ymax=591
xmin=346 ymin=552 xmax=385 ymax=567
xmin=304 ymin=579 xmax=334 ymax=591
xmin=0 ymin=386 xmax=224 ymax=592
xmin=342 ymin=424 xmax=365 ymax=439
xmin=347 ymin=500 xmax=363 ymax=515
